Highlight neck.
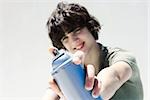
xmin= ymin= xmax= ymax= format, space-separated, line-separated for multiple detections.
xmin=84 ymin=43 xmax=101 ymax=75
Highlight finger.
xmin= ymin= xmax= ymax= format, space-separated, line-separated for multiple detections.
xmin=85 ymin=64 xmax=95 ymax=90
xmin=48 ymin=76 xmax=64 ymax=97
xmin=42 ymin=88 xmax=59 ymax=100
xmin=72 ymin=50 xmax=85 ymax=64
xmin=72 ymin=56 xmax=81 ymax=65
xmin=48 ymin=47 xmax=59 ymax=57
xmin=92 ymin=77 xmax=102 ymax=98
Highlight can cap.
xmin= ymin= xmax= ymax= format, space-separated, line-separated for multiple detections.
xmin=51 ymin=49 xmax=71 ymax=72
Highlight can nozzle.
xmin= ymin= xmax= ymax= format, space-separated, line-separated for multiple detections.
xmin=52 ymin=48 xmax=60 ymax=56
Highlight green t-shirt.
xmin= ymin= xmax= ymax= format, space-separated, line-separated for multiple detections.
xmin=105 ymin=47 xmax=143 ymax=100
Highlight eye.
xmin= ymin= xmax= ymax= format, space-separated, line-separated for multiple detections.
xmin=61 ymin=36 xmax=68 ymax=44
xmin=73 ymin=27 xmax=81 ymax=35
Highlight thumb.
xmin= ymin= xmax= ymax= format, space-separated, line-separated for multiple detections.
xmin=72 ymin=50 xmax=85 ymax=65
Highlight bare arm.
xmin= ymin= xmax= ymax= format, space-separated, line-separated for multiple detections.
xmin=97 ymin=61 xmax=132 ymax=100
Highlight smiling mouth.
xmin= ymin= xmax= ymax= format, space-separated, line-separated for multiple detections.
xmin=75 ymin=42 xmax=85 ymax=50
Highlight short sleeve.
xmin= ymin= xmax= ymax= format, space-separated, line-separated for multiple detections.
xmin=107 ymin=47 xmax=140 ymax=81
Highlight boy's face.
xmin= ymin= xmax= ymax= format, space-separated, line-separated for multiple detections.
xmin=61 ymin=27 xmax=97 ymax=54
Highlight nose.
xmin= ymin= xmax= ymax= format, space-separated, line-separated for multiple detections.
xmin=70 ymin=35 xmax=80 ymax=50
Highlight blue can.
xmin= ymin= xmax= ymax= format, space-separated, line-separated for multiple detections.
xmin=51 ymin=49 xmax=103 ymax=100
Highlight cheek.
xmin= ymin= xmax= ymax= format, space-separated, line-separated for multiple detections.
xmin=78 ymin=31 xmax=92 ymax=40
xmin=64 ymin=45 xmax=76 ymax=53
xmin=63 ymin=44 xmax=72 ymax=52
xmin=63 ymin=44 xmax=69 ymax=50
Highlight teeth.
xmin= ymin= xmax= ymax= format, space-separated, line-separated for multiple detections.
xmin=76 ymin=42 xmax=84 ymax=50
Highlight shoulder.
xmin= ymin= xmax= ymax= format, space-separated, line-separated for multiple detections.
xmin=105 ymin=46 xmax=141 ymax=78
xmin=105 ymin=46 xmax=136 ymax=68
xmin=105 ymin=46 xmax=137 ymax=69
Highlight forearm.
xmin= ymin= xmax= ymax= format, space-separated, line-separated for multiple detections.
xmin=97 ymin=61 xmax=132 ymax=100
xmin=97 ymin=68 xmax=122 ymax=100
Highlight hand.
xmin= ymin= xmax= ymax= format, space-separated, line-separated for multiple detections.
xmin=48 ymin=75 xmax=65 ymax=99
xmin=48 ymin=48 xmax=101 ymax=99
xmin=48 ymin=47 xmax=66 ymax=99
xmin=72 ymin=50 xmax=102 ymax=98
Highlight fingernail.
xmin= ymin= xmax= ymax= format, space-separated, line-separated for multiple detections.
xmin=85 ymin=85 xmax=92 ymax=91
xmin=92 ymin=92 xmax=99 ymax=98
xmin=85 ymin=83 xmax=92 ymax=90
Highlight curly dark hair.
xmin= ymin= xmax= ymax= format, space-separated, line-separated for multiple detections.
xmin=47 ymin=2 xmax=101 ymax=49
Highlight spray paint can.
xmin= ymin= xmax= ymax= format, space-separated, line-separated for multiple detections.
xmin=51 ymin=49 xmax=102 ymax=100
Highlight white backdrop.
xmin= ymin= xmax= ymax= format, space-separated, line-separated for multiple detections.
xmin=0 ymin=0 xmax=149 ymax=100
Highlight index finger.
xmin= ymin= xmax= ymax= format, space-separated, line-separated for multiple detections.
xmin=85 ymin=64 xmax=95 ymax=90
xmin=49 ymin=75 xmax=64 ymax=98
